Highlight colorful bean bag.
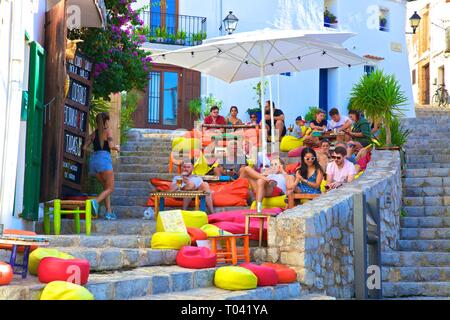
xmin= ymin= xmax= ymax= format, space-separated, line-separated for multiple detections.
xmin=208 ymin=208 xmax=283 ymax=224
xmin=186 ymin=227 xmax=208 ymax=245
xmin=0 ymin=262 xmax=13 ymax=286
xmin=288 ymin=146 xmax=306 ymax=158
xmin=176 ymin=246 xmax=217 ymax=269
xmin=240 ymin=263 xmax=278 ymax=286
xmin=148 ymin=178 xmax=249 ymax=207
xmin=38 ymin=257 xmax=90 ymax=285
xmin=156 ymin=210 xmax=208 ymax=232
xmin=172 ymin=137 xmax=201 ymax=151
xmin=355 ymin=171 xmax=364 ymax=180
xmin=200 ymin=224 xmax=232 ymax=237
xmin=285 ymin=162 xmax=300 ymax=174
xmin=212 ymin=221 xmax=269 ymax=241
xmin=0 ymin=229 xmax=38 ymax=252
xmin=250 ymin=195 xmax=286 ymax=210
xmin=261 ymin=263 xmax=297 ymax=283
xmin=280 ymin=135 xmax=304 ymax=152
xmin=214 ymin=266 xmax=258 ymax=290
xmin=40 ymin=281 xmax=94 ymax=300
xmin=28 ymin=248 xmax=74 ymax=276
xmin=151 ymin=232 xmax=191 ymax=250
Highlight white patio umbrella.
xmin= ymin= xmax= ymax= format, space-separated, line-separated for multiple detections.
xmin=151 ymin=29 xmax=369 ymax=166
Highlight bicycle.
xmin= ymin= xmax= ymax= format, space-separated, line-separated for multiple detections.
xmin=432 ymin=84 xmax=449 ymax=107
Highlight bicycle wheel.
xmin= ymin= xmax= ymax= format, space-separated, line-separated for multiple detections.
xmin=441 ymin=90 xmax=448 ymax=108
xmin=432 ymin=93 xmax=440 ymax=107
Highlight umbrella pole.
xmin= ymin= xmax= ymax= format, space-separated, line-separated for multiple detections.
xmin=260 ymin=46 xmax=267 ymax=168
xmin=269 ymin=76 xmax=275 ymax=154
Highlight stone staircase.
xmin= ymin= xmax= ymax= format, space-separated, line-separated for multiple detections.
xmin=382 ymin=110 xmax=450 ymax=299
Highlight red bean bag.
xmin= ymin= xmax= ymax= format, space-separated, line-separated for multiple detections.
xmin=186 ymin=227 xmax=208 ymax=245
xmin=285 ymin=162 xmax=300 ymax=174
xmin=176 ymin=246 xmax=217 ymax=269
xmin=240 ymin=263 xmax=278 ymax=286
xmin=0 ymin=229 xmax=38 ymax=253
xmin=261 ymin=263 xmax=297 ymax=283
xmin=0 ymin=262 xmax=13 ymax=286
xmin=38 ymin=257 xmax=90 ymax=285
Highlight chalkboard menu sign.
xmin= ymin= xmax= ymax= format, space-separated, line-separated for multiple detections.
xmin=62 ymin=51 xmax=94 ymax=192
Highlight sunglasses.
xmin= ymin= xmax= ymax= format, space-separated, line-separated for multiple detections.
xmin=304 ymin=157 xmax=316 ymax=161
xmin=332 ymin=156 xmax=343 ymax=160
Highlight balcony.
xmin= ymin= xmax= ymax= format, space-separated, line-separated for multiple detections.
xmin=141 ymin=11 xmax=207 ymax=46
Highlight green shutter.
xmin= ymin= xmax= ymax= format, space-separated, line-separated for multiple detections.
xmin=22 ymin=41 xmax=45 ymax=221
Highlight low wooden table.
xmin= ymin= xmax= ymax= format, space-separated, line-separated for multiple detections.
xmin=244 ymin=212 xmax=278 ymax=247
xmin=321 ymin=131 xmax=346 ymax=141
xmin=208 ymin=233 xmax=250 ymax=265
xmin=149 ymin=191 xmax=210 ymax=217
xmin=0 ymin=235 xmax=49 ymax=279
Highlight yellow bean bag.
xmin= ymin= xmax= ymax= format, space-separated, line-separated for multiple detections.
xmin=280 ymin=135 xmax=304 ymax=152
xmin=40 ymin=281 xmax=94 ymax=300
xmin=156 ymin=210 xmax=208 ymax=232
xmin=320 ymin=180 xmax=327 ymax=193
xmin=172 ymin=137 xmax=201 ymax=151
xmin=193 ymin=153 xmax=212 ymax=176
xmin=355 ymin=171 xmax=364 ymax=180
xmin=250 ymin=195 xmax=286 ymax=209
xmin=214 ymin=266 xmax=258 ymax=290
xmin=200 ymin=224 xmax=232 ymax=237
xmin=28 ymin=248 xmax=74 ymax=276
xmin=151 ymin=232 xmax=191 ymax=249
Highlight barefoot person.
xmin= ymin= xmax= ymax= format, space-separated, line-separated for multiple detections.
xmin=83 ymin=112 xmax=120 ymax=220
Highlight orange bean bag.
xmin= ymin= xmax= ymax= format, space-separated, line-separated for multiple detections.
xmin=186 ymin=227 xmax=208 ymax=245
xmin=0 ymin=229 xmax=38 ymax=252
xmin=176 ymin=246 xmax=216 ymax=269
xmin=261 ymin=263 xmax=297 ymax=283
xmin=38 ymin=257 xmax=90 ymax=285
xmin=0 ymin=262 xmax=13 ymax=286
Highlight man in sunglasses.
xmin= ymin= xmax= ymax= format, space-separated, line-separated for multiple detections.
xmin=326 ymin=146 xmax=356 ymax=189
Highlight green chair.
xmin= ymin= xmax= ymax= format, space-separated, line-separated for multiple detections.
xmin=43 ymin=199 xmax=92 ymax=236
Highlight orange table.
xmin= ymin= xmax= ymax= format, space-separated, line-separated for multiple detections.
xmin=244 ymin=212 xmax=278 ymax=247
xmin=208 ymin=234 xmax=250 ymax=265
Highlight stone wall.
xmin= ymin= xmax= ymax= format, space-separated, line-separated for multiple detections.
xmin=254 ymin=150 xmax=402 ymax=298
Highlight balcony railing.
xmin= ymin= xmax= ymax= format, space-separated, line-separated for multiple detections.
xmin=141 ymin=11 xmax=207 ymax=46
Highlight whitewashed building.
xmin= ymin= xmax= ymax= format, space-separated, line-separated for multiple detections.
xmin=135 ymin=0 xmax=415 ymax=130
xmin=406 ymin=0 xmax=449 ymax=105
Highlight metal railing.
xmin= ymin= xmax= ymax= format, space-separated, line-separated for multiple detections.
xmin=141 ymin=11 xmax=207 ymax=46
xmin=353 ymin=192 xmax=383 ymax=299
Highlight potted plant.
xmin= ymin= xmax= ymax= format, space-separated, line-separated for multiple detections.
xmin=349 ymin=69 xmax=408 ymax=149
xmin=155 ymin=27 xmax=167 ymax=43
xmin=167 ymin=33 xmax=176 ymax=44
xmin=304 ymin=106 xmax=321 ymax=122
xmin=324 ymin=7 xmax=337 ymax=27
xmin=175 ymin=30 xmax=187 ymax=45
xmin=376 ymin=117 xmax=411 ymax=151
xmin=188 ymin=98 xmax=202 ymax=118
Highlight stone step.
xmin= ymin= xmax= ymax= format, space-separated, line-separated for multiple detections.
xmin=115 ymin=181 xmax=154 ymax=189
xmin=405 ymin=163 xmax=450 ymax=169
xmin=404 ymin=149 xmax=450 ymax=155
xmin=406 ymin=154 xmax=450 ymax=163
xmin=402 ymin=187 xmax=450 ymax=197
xmin=46 ymin=234 xmax=152 ymax=249
xmin=115 ymin=164 xmax=169 ymax=174
xmin=403 ymin=177 xmax=450 ymax=188
xmin=35 ymin=219 xmax=156 ymax=236
xmin=382 ymin=282 xmax=450 ymax=298
xmin=402 ymin=206 xmax=450 ymax=217
xmin=118 ymin=156 xmax=171 ymax=165
xmin=400 ymin=228 xmax=450 ymax=240
xmin=112 ymin=205 xmax=149 ymax=219
xmin=401 ymin=217 xmax=450 ymax=228
xmin=398 ymin=240 xmax=450 ymax=252
xmin=402 ymin=196 xmax=450 ymax=207
xmin=135 ymin=282 xmax=302 ymax=300
xmin=382 ymin=252 xmax=450 ymax=267
xmin=111 ymin=196 xmax=149 ymax=207
xmin=113 ymin=187 xmax=152 ymax=197
xmin=383 ymin=267 xmax=450 ymax=282
xmin=121 ymin=144 xmax=175 ymax=152
xmin=115 ymin=172 xmax=176 ymax=182
xmin=120 ymin=151 xmax=172 ymax=157
xmin=403 ymin=168 xmax=450 ymax=178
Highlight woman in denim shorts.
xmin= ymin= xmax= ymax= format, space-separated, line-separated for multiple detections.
xmin=83 ymin=112 xmax=120 ymax=220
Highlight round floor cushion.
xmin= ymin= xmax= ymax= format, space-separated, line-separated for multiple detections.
xmin=0 ymin=262 xmax=13 ymax=286
xmin=186 ymin=227 xmax=208 ymax=245
xmin=240 ymin=263 xmax=278 ymax=286
xmin=176 ymin=246 xmax=216 ymax=269
xmin=261 ymin=263 xmax=297 ymax=283
xmin=214 ymin=266 xmax=258 ymax=291
xmin=156 ymin=210 xmax=208 ymax=232
xmin=40 ymin=281 xmax=94 ymax=300
xmin=151 ymin=232 xmax=191 ymax=250
xmin=38 ymin=257 xmax=90 ymax=285
xmin=28 ymin=248 xmax=74 ymax=276
xmin=200 ymin=224 xmax=232 ymax=237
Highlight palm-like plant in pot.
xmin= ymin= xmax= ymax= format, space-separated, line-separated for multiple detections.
xmin=349 ymin=69 xmax=408 ymax=149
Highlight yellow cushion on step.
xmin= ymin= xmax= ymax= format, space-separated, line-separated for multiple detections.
xmin=40 ymin=281 xmax=94 ymax=300
xmin=214 ymin=266 xmax=258 ymax=291
xmin=151 ymin=232 xmax=191 ymax=250
xmin=28 ymin=248 xmax=74 ymax=276
xmin=156 ymin=210 xmax=208 ymax=232
xmin=172 ymin=137 xmax=201 ymax=151
xmin=280 ymin=135 xmax=304 ymax=152
xmin=250 ymin=195 xmax=286 ymax=209
xmin=200 ymin=224 xmax=232 ymax=237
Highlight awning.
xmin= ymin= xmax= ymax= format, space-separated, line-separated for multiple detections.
xmin=47 ymin=0 xmax=107 ymax=28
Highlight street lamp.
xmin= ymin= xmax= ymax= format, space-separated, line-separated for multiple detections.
xmin=408 ymin=11 xmax=421 ymax=34
xmin=223 ymin=11 xmax=239 ymax=35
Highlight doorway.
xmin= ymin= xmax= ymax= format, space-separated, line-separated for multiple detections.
xmin=422 ymin=63 xmax=430 ymax=105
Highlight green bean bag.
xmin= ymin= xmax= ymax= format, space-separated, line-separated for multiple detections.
xmin=28 ymin=248 xmax=74 ymax=276
xmin=40 ymin=281 xmax=94 ymax=300
xmin=214 ymin=266 xmax=258 ymax=290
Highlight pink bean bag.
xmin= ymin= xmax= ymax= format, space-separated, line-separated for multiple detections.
xmin=38 ymin=257 xmax=90 ymax=285
xmin=240 ymin=263 xmax=278 ymax=286
xmin=186 ymin=227 xmax=208 ymax=245
xmin=212 ymin=220 xmax=270 ymax=241
xmin=208 ymin=208 xmax=283 ymax=224
xmin=288 ymin=146 xmax=305 ymax=158
xmin=176 ymin=246 xmax=217 ymax=269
